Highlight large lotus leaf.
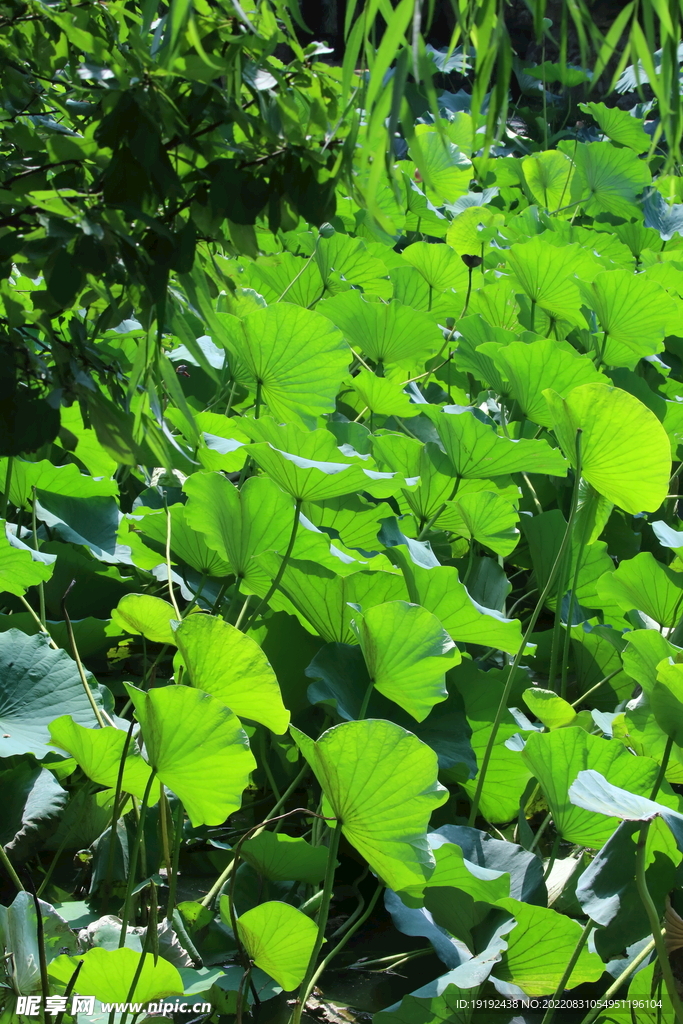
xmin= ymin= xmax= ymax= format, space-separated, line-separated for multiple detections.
xmin=390 ymin=266 xmax=461 ymax=325
xmin=579 ymin=102 xmax=650 ymax=153
xmin=621 ymin=628 xmax=679 ymax=695
xmin=492 ymin=899 xmax=604 ymax=996
xmin=522 ymin=150 xmax=575 ymax=211
xmin=237 ymin=902 xmax=317 ymax=991
xmin=446 ymin=206 xmax=504 ymax=257
xmin=225 ymin=303 xmax=349 ymax=424
xmin=353 ymin=601 xmax=459 ymax=722
xmin=0 ymin=630 xmax=105 ymax=758
xmin=447 ymin=491 xmax=519 ymax=557
xmin=3 ymin=893 xmax=78 ymax=995
xmin=0 ymin=522 xmax=55 ymax=596
xmin=243 ymin=250 xmax=325 ymax=307
xmin=570 ymin=623 xmax=634 ymax=709
xmin=505 ymin=236 xmax=584 ymax=326
xmin=0 ymin=458 xmax=118 ymax=509
xmin=315 ymin=231 xmax=392 ymax=299
xmin=468 ymin=278 xmax=521 ymax=330
xmin=596 ymin=552 xmax=683 ymax=628
xmin=319 ymin=291 xmax=442 ymax=366
xmin=521 ymin=727 xmax=681 ymax=848
xmin=125 ymin=684 xmax=255 ymax=827
xmin=348 ymin=369 xmax=418 ymax=418
xmin=301 ymin=493 xmax=389 ymax=552
xmin=49 ymin=717 xmax=152 ymax=800
xmin=240 ymin=832 xmax=329 ymax=884
xmin=249 ymin=444 xmax=401 ymax=499
xmin=373 ymin=982 xmax=477 ymax=1024
xmin=544 ymin=383 xmax=670 ymax=514
xmin=410 ymin=129 xmax=472 ymax=204
xmin=483 ymin=338 xmax=607 ymax=428
xmin=651 ymin=659 xmax=683 ymax=745
xmin=400 ymin=241 xmax=469 ymax=292
xmin=35 ymin=492 xmax=129 ymax=565
xmin=613 ymin=702 xmax=683 ymax=785
xmin=570 ymin=141 xmax=651 ymax=218
xmin=173 ymin=614 xmax=289 ymax=733
xmin=522 ymin=510 xmax=614 ymax=612
xmin=111 ymin=594 xmax=177 ymax=645
xmin=49 ymin=947 xmax=183 ymax=1002
xmin=523 ymin=689 xmax=576 ymax=730
xmin=372 ymin=434 xmax=457 ymax=523
xmin=275 ymin=561 xmax=406 ymax=643
xmin=401 ymin=562 xmax=524 ymax=655
xmin=453 ymin=316 xmax=513 ymax=395
xmin=423 ymin=843 xmax=511 ymax=928
xmin=0 ymin=754 xmax=67 ymax=854
xmin=57 ymin=404 xmax=118 ymax=479
xmin=430 ymin=825 xmax=546 ymax=905
xmin=291 ymin=719 xmax=448 ymax=893
xmin=126 ymin=504 xmax=231 ymax=577
xmin=183 ymin=473 xmax=293 ymax=582
xmin=426 ymin=407 xmax=567 ymax=479
xmin=450 ymin=663 xmax=533 ymax=822
xmin=580 ymin=270 xmax=675 ymax=369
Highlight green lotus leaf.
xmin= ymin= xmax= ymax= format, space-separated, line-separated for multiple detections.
xmin=523 ymin=689 xmax=576 ymax=730
xmin=318 ymin=290 xmax=442 ymax=366
xmin=348 ymin=369 xmax=418 ymax=418
xmin=446 ymin=206 xmax=503 ymax=257
xmin=505 ymin=235 xmax=584 ymax=326
xmin=544 ymin=383 xmax=670 ymax=514
xmin=389 ymin=265 xmax=461 ymax=324
xmin=425 ymin=842 xmax=511 ymax=903
xmin=522 ymin=510 xmax=614 ymax=612
xmin=570 ymin=140 xmax=651 ymax=218
xmin=493 ymin=899 xmax=604 ymax=995
xmin=450 ymin=663 xmax=533 ymax=822
xmin=217 ymin=303 xmax=350 ymax=427
xmin=249 ymin=443 xmax=398 ymax=501
xmin=240 ymin=832 xmax=329 ymax=884
xmin=0 ymin=630 xmax=105 ymax=759
xmin=400 ymin=241 xmax=469 ymax=291
xmin=401 ymin=562 xmax=524 ymax=655
xmin=447 ymin=490 xmax=519 ymax=557
xmin=521 ymin=728 xmax=681 ymax=847
xmin=125 ymin=683 xmax=255 ymax=826
xmin=596 ymin=552 xmax=683 ymax=628
xmin=49 ymin=947 xmax=183 ymax=1003
xmin=372 ymin=433 xmax=457 ymax=523
xmin=352 ymin=601 xmax=459 ymax=722
xmin=453 ymin=315 xmax=514 ymax=394
xmin=125 ymin=503 xmax=232 ymax=577
xmin=301 ymin=493 xmax=389 ymax=552
xmin=522 ymin=150 xmax=575 ymax=211
xmin=621 ymin=629 xmax=679 ymax=695
xmin=579 ymin=102 xmax=650 ymax=154
xmin=57 ymin=404 xmax=118 ymax=479
xmin=237 ymin=902 xmax=318 ymax=991
xmin=483 ymin=338 xmax=607 ymax=428
xmin=0 ymin=458 xmax=118 ymax=509
xmin=111 ymin=594 xmax=177 ymax=645
xmin=315 ymin=231 xmax=392 ymax=299
xmin=0 ymin=524 xmax=55 ymax=596
xmin=374 ymin=984 xmax=477 ymax=1024
xmin=0 ymin=754 xmax=67 ymax=853
xmin=49 ymin=716 xmax=153 ymax=799
xmin=272 ymin=561 xmax=406 ymax=643
xmin=291 ymin=719 xmax=448 ymax=892
xmin=580 ymin=270 xmax=675 ymax=369
xmin=243 ymin=250 xmax=325 ymax=307
xmin=426 ymin=406 xmax=567 ymax=479
xmin=409 ymin=129 xmax=472 ymax=204
xmin=652 ymin=659 xmax=683 ymax=746
xmin=5 ymin=893 xmax=78 ymax=996
xmin=173 ymin=613 xmax=289 ymax=733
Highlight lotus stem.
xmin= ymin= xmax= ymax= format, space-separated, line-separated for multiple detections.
xmin=119 ymin=769 xmax=156 ymax=945
xmin=243 ymin=497 xmax=302 ymax=631
xmin=0 ymin=842 xmax=24 ymax=892
xmin=541 ymin=918 xmax=595 ymax=1024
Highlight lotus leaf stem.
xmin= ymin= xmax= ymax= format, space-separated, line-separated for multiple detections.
xmin=119 ymin=769 xmax=156 ymax=945
xmin=541 ymin=918 xmax=595 ymax=1024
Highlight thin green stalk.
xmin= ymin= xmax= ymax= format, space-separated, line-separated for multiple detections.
xmin=579 ymin=936 xmax=656 ymax=1024
xmin=200 ymin=763 xmax=310 ymax=908
xmin=102 ymin=719 xmax=135 ymax=913
xmin=31 ymin=487 xmax=46 ymax=628
xmin=541 ymin=919 xmax=595 ymax=1024
xmin=358 ymin=678 xmax=374 ymax=719
xmin=651 ymin=735 xmax=674 ymax=801
xmin=547 ymin=539 xmax=573 ymax=692
xmin=119 ymin=770 xmax=156 ymax=945
xmin=301 ymin=883 xmax=383 ymax=1000
xmin=164 ymin=500 xmax=181 ymax=619
xmin=571 ymin=667 xmax=622 ymax=708
xmin=460 ymin=265 xmax=473 ymax=318
xmin=560 ymin=506 xmax=593 ymax=700
xmin=258 ymin=730 xmax=281 ymax=803
xmin=543 ymin=832 xmax=561 ymax=881
xmin=635 ymin=821 xmax=683 ymax=1022
xmin=62 ymin=581 xmax=110 ymax=728
xmin=166 ymin=801 xmax=184 ymax=920
xmin=291 ymin=821 xmax=343 ymax=1024
xmin=1 ymin=456 xmax=13 ymax=519
xmin=28 ymin=880 xmax=49 ymax=1017
xmin=468 ymin=432 xmax=583 ymax=826
xmin=224 ymin=580 xmax=242 ymax=624
xmin=528 ymin=811 xmax=552 ymax=853
xmin=17 ymin=594 xmax=58 ymax=646
xmin=54 ymin=961 xmax=83 ymax=1024
xmin=0 ymin=842 xmax=24 ymax=891
xmin=233 ymin=594 xmax=253 ymax=631
xmin=243 ymin=498 xmax=302 ymax=631
xmin=159 ymin=784 xmax=173 ymax=884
